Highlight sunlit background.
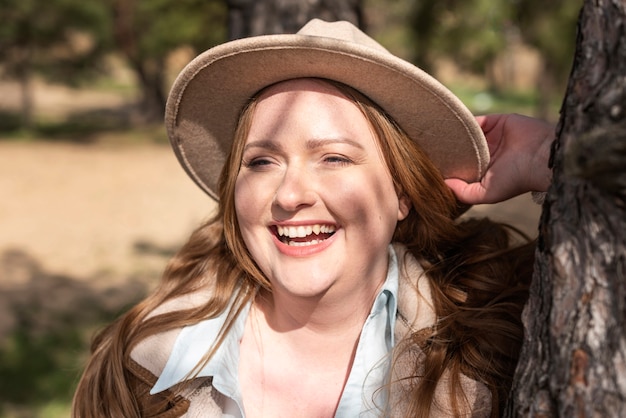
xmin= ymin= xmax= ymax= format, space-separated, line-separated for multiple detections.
xmin=0 ymin=0 xmax=580 ymax=416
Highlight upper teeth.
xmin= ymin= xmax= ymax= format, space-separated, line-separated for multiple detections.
xmin=276 ymin=224 xmax=336 ymax=238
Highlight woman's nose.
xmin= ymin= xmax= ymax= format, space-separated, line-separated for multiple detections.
xmin=272 ymin=165 xmax=316 ymax=212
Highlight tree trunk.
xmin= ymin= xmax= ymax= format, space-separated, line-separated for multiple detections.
xmin=225 ymin=0 xmax=363 ymax=39
xmin=112 ymin=0 xmax=166 ymax=123
xmin=506 ymin=0 xmax=626 ymax=416
xmin=135 ymin=58 xmax=167 ymax=124
xmin=16 ymin=46 xmax=34 ymax=130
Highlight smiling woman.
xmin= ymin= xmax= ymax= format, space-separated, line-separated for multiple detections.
xmin=72 ymin=19 xmax=554 ymax=418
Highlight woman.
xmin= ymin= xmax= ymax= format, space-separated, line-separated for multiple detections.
xmin=73 ymin=20 xmax=554 ymax=417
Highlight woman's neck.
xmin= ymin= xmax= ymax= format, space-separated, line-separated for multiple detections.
xmin=240 ymin=289 xmax=374 ymax=418
xmin=256 ymin=275 xmax=383 ymax=339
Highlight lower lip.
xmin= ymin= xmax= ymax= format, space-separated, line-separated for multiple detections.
xmin=272 ymin=231 xmax=337 ymax=257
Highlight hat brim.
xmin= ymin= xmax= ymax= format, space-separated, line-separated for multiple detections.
xmin=166 ymin=34 xmax=488 ymax=200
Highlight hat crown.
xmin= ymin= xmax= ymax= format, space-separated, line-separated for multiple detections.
xmin=297 ymin=19 xmax=389 ymax=53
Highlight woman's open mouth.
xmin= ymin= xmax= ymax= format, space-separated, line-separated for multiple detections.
xmin=274 ymin=224 xmax=337 ymax=247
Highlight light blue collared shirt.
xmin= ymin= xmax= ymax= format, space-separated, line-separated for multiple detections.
xmin=152 ymin=246 xmax=399 ymax=417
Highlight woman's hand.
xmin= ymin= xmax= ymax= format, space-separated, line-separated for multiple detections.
xmin=446 ymin=113 xmax=555 ymax=204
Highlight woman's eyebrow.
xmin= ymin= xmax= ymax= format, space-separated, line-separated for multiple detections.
xmin=243 ymin=139 xmax=282 ymax=153
xmin=243 ymin=137 xmax=365 ymax=152
xmin=305 ymin=137 xmax=365 ymax=150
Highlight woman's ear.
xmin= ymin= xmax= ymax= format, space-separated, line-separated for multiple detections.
xmin=397 ymin=194 xmax=411 ymax=221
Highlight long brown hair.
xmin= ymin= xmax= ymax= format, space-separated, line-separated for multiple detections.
xmin=71 ymin=98 xmax=265 ymax=418
xmin=72 ymin=78 xmax=532 ymax=417
xmin=337 ymin=80 xmax=532 ymax=417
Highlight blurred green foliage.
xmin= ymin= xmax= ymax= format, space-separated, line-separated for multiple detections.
xmin=409 ymin=0 xmax=507 ymax=73
xmin=0 ymin=0 xmax=111 ymax=83
xmin=0 ymin=329 xmax=84 ymax=417
xmin=407 ymin=0 xmax=580 ymax=76
xmin=405 ymin=0 xmax=580 ymax=117
xmin=128 ymin=0 xmax=227 ymax=56
xmin=0 ymin=0 xmax=111 ymax=128
xmin=0 ymin=248 xmax=152 ymax=418
xmin=0 ymin=0 xmax=227 ymax=125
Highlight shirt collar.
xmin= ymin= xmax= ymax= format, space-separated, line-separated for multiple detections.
xmin=152 ymin=245 xmax=400 ymax=416
xmin=336 ymin=244 xmax=398 ymax=416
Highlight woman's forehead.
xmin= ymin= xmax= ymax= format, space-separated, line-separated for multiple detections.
xmin=255 ymin=78 xmax=356 ymax=105
xmin=248 ymin=79 xmax=375 ymax=141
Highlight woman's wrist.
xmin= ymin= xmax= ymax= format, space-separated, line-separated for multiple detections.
xmin=530 ymin=127 xmax=555 ymax=193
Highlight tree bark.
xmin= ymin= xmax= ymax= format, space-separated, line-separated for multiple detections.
xmin=225 ymin=0 xmax=363 ymax=39
xmin=506 ymin=0 xmax=626 ymax=416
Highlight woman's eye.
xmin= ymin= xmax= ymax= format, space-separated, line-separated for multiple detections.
xmin=243 ymin=158 xmax=273 ymax=168
xmin=324 ymin=155 xmax=352 ymax=165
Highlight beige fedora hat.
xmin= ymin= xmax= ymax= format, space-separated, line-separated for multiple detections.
xmin=166 ymin=19 xmax=488 ymax=200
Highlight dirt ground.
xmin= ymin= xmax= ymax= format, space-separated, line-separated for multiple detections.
xmin=0 ymin=140 xmax=216 ymax=339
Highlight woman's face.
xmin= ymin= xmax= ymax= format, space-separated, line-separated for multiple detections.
xmin=234 ymin=79 xmax=410 ymax=299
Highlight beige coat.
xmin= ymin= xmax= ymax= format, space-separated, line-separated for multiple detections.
xmin=128 ymin=244 xmax=491 ymax=417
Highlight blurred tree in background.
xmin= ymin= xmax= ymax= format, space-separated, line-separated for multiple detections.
xmin=226 ymin=0 xmax=363 ymax=39
xmin=0 ymin=0 xmax=111 ymax=129
xmin=110 ymin=0 xmax=227 ymax=122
